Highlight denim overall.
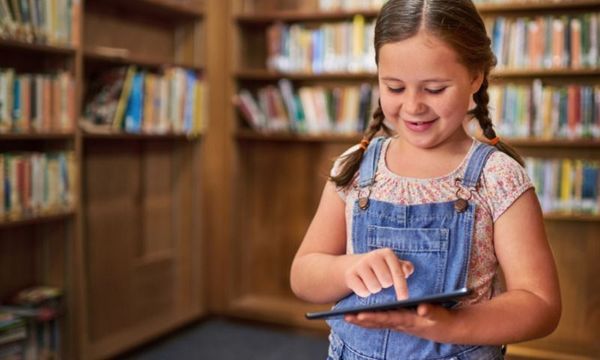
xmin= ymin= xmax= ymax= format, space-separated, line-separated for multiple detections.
xmin=327 ymin=137 xmax=504 ymax=360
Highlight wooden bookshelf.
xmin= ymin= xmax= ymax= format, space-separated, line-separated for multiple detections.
xmin=0 ymin=1 xmax=80 ymax=358
xmin=235 ymin=9 xmax=379 ymax=23
xmin=492 ymin=68 xmax=600 ymax=79
xmin=0 ymin=133 xmax=76 ymax=140
xmin=84 ymin=47 xmax=204 ymax=72
xmin=476 ymin=0 xmax=600 ymax=14
xmin=98 ymin=0 xmax=205 ymax=19
xmin=0 ymin=38 xmax=77 ymax=56
xmin=82 ymin=131 xmax=202 ymax=141
xmin=223 ymin=1 xmax=600 ymax=359
xmin=0 ymin=211 xmax=76 ymax=229
xmin=235 ymin=129 xmax=360 ymax=143
xmin=75 ymin=0 xmax=209 ymax=359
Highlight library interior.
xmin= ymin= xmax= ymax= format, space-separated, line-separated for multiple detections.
xmin=0 ymin=0 xmax=599 ymax=359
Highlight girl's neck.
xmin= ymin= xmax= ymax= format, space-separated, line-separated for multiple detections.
xmin=386 ymin=132 xmax=474 ymax=179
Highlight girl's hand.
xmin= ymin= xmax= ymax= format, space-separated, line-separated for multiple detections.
xmin=344 ymin=304 xmax=454 ymax=341
xmin=345 ymin=248 xmax=414 ymax=300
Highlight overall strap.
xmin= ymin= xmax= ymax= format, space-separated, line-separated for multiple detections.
xmin=461 ymin=141 xmax=497 ymax=189
xmin=358 ymin=136 xmax=386 ymax=188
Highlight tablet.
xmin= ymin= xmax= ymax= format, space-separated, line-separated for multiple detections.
xmin=305 ymin=287 xmax=472 ymax=320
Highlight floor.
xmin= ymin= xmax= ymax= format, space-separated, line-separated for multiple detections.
xmin=118 ymin=317 xmax=330 ymax=360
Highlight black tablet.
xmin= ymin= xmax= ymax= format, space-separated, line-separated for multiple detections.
xmin=305 ymin=288 xmax=472 ymax=320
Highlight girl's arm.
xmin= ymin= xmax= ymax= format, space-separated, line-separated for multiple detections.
xmin=290 ymin=181 xmax=412 ymax=304
xmin=346 ymin=189 xmax=561 ymax=345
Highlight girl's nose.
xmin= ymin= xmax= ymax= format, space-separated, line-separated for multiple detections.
xmin=403 ymin=91 xmax=427 ymax=115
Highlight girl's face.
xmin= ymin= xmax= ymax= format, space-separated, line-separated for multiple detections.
xmin=378 ymin=31 xmax=483 ymax=149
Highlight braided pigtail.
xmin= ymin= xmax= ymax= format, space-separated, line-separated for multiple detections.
xmin=330 ymin=100 xmax=391 ymax=187
xmin=470 ymin=76 xmax=525 ymax=167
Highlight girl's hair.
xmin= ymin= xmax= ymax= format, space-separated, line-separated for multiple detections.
xmin=330 ymin=0 xmax=524 ymax=187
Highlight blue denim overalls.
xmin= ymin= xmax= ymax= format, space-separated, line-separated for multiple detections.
xmin=327 ymin=137 xmax=504 ymax=360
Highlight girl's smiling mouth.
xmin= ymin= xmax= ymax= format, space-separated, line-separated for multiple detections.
xmin=404 ymin=118 xmax=439 ymax=132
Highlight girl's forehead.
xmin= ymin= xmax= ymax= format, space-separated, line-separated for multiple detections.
xmin=378 ymin=33 xmax=467 ymax=79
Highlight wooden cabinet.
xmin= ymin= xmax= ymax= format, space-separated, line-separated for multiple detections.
xmin=222 ymin=1 xmax=600 ymax=359
xmin=75 ymin=0 xmax=208 ymax=358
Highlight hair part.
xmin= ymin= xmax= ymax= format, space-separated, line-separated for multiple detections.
xmin=331 ymin=0 xmax=524 ymax=188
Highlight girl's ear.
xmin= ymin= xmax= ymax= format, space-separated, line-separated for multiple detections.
xmin=470 ymin=71 xmax=485 ymax=94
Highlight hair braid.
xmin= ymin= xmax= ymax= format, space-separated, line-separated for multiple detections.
xmin=471 ymin=76 xmax=525 ymax=166
xmin=329 ymin=101 xmax=390 ymax=187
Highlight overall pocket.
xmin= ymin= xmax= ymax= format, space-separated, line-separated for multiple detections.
xmin=363 ymin=226 xmax=449 ymax=305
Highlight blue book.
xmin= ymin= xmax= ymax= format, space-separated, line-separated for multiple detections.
xmin=182 ymin=70 xmax=197 ymax=134
xmin=124 ymin=72 xmax=144 ymax=133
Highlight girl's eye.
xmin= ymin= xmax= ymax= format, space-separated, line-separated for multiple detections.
xmin=426 ymin=87 xmax=447 ymax=94
xmin=387 ymin=87 xmax=404 ymax=93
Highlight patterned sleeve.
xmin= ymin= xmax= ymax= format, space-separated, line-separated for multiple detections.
xmin=479 ymin=151 xmax=534 ymax=222
xmin=330 ymin=144 xmax=361 ymax=201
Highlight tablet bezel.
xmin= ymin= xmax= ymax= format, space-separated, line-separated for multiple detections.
xmin=305 ymin=287 xmax=472 ymax=320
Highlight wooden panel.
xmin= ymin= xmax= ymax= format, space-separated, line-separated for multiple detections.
xmin=233 ymin=141 xmax=349 ymax=300
xmin=0 ymin=229 xmax=38 ymax=298
xmin=141 ymin=142 xmax=174 ymax=257
xmin=0 ymin=223 xmax=69 ymax=299
xmin=83 ymin=140 xmax=203 ymax=357
xmin=84 ymin=142 xmax=141 ymax=341
xmin=84 ymin=2 xmax=176 ymax=64
xmin=521 ymin=221 xmax=600 ymax=357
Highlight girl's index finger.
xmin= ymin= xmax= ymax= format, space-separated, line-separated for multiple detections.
xmin=384 ymin=254 xmax=410 ymax=300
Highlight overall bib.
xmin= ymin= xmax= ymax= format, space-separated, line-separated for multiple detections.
xmin=327 ymin=137 xmax=504 ymax=360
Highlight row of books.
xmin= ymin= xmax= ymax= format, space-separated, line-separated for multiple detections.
xmin=235 ymin=80 xmax=378 ymax=134
xmin=489 ymin=80 xmax=600 ymax=139
xmin=266 ymin=15 xmax=376 ymax=74
xmin=0 ymin=69 xmax=75 ymax=134
xmin=83 ymin=66 xmax=207 ymax=135
xmin=0 ymin=0 xmax=77 ymax=46
xmin=0 ymin=286 xmax=62 ymax=360
xmin=487 ymin=13 xmax=600 ymax=70
xmin=318 ymin=0 xmax=385 ymax=11
xmin=526 ymin=157 xmax=600 ymax=214
xmin=0 ymin=151 xmax=75 ymax=222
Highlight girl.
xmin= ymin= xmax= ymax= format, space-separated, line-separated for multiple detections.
xmin=289 ymin=0 xmax=561 ymax=359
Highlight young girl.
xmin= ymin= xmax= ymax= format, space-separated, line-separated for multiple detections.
xmin=290 ymin=0 xmax=561 ymax=359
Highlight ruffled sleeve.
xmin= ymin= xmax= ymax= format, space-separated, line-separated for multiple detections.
xmin=479 ymin=151 xmax=534 ymax=222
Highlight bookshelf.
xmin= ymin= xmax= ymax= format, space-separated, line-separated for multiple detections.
xmin=75 ymin=0 xmax=208 ymax=359
xmin=1 ymin=0 xmax=211 ymax=359
xmin=0 ymin=0 xmax=79 ymax=354
xmin=223 ymin=0 xmax=600 ymax=359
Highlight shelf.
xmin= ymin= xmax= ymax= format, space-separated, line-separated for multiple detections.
xmin=129 ymin=0 xmax=203 ymax=18
xmin=0 ymin=132 xmax=76 ymax=140
xmin=476 ymin=0 xmax=600 ymax=14
xmin=543 ymin=212 xmax=600 ymax=222
xmin=83 ymin=131 xmax=201 ymax=141
xmin=84 ymin=48 xmax=203 ymax=72
xmin=0 ymin=210 xmax=75 ymax=229
xmin=235 ymin=1 xmax=600 ymax=24
xmin=87 ymin=0 xmax=203 ymax=20
xmin=492 ymin=68 xmax=600 ymax=79
xmin=235 ymin=69 xmax=376 ymax=81
xmin=506 ymin=138 xmax=600 ymax=147
xmin=237 ymin=68 xmax=600 ymax=81
xmin=235 ymin=9 xmax=379 ymax=24
xmin=236 ymin=129 xmax=360 ymax=143
xmin=0 ymin=38 xmax=76 ymax=56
